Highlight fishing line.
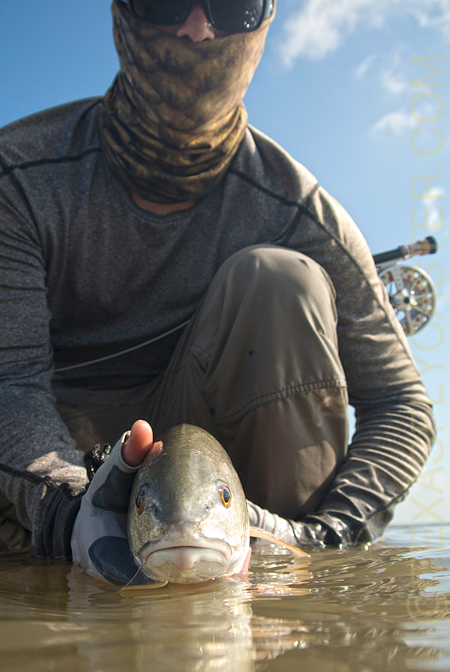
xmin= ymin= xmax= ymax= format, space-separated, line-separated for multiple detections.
xmin=54 ymin=319 xmax=191 ymax=373
xmin=118 ymin=561 xmax=145 ymax=593
xmin=119 ymin=560 xmax=168 ymax=593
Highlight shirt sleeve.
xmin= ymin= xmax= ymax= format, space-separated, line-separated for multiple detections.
xmin=290 ymin=185 xmax=436 ymax=545
xmin=0 ymin=167 xmax=86 ymax=560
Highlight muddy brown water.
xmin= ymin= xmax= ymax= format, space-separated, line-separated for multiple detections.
xmin=0 ymin=524 xmax=449 ymax=672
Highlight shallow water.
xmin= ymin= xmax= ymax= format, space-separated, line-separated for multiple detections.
xmin=0 ymin=525 xmax=449 ymax=672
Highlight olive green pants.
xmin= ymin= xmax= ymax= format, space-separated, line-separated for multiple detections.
xmin=56 ymin=245 xmax=349 ymax=520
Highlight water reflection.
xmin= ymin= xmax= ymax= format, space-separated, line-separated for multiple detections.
xmin=0 ymin=526 xmax=449 ymax=672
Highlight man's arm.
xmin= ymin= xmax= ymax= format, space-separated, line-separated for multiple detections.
xmin=0 ymin=182 xmax=87 ymax=558
xmin=248 ymin=393 xmax=434 ymax=550
xmin=301 ymin=396 xmax=434 ymax=546
xmin=310 ymin=193 xmax=435 ymax=545
xmin=270 ymin=184 xmax=436 ymax=548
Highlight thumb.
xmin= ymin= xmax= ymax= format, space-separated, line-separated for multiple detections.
xmin=122 ymin=420 xmax=162 ymax=467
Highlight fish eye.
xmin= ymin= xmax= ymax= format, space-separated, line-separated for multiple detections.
xmin=136 ymin=488 xmax=146 ymax=515
xmin=220 ymin=485 xmax=232 ymax=508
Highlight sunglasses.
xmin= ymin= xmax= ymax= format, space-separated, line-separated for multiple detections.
xmin=118 ymin=0 xmax=274 ymax=34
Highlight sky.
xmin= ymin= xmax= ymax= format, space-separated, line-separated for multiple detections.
xmin=0 ymin=0 xmax=448 ymax=529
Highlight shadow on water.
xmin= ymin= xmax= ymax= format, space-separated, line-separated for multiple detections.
xmin=0 ymin=525 xmax=449 ymax=672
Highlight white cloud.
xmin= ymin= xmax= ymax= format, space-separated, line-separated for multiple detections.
xmin=422 ymin=188 xmax=445 ymax=230
xmin=281 ymin=0 xmax=450 ymax=66
xmin=354 ymin=54 xmax=378 ymax=79
xmin=355 ymin=52 xmax=409 ymax=95
xmin=379 ymin=67 xmax=407 ymax=95
xmin=281 ymin=0 xmax=384 ymax=63
xmin=370 ymin=109 xmax=417 ymax=135
xmin=411 ymin=97 xmax=444 ymax=123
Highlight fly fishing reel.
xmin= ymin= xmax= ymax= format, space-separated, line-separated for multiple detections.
xmin=374 ymin=237 xmax=438 ymax=337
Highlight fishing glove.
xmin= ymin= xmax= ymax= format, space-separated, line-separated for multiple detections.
xmin=247 ymin=500 xmax=333 ymax=550
xmin=71 ymin=432 xmax=150 ymax=585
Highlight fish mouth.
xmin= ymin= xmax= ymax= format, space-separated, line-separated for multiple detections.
xmin=139 ymin=537 xmax=233 ymax=584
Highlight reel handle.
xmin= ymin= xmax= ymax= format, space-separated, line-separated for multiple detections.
xmin=373 ymin=236 xmax=437 ymax=266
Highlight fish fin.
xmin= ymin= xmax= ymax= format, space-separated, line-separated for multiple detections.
xmin=248 ymin=526 xmax=308 ymax=557
xmin=119 ymin=580 xmax=169 ymax=593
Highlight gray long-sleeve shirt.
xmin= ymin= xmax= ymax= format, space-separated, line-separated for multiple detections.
xmin=0 ymin=98 xmax=435 ymax=558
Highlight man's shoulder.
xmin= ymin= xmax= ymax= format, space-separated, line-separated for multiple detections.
xmin=231 ymin=126 xmax=369 ymax=255
xmin=231 ymin=126 xmax=320 ymax=206
xmin=0 ymin=97 xmax=103 ymax=169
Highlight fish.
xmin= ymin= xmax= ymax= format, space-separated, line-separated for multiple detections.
xmin=128 ymin=424 xmax=249 ymax=585
xmin=127 ymin=423 xmax=307 ymax=588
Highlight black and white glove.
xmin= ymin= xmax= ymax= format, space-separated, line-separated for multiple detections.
xmin=71 ymin=432 xmax=150 ymax=585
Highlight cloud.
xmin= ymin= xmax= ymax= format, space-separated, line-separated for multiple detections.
xmin=379 ymin=65 xmax=407 ymax=95
xmin=370 ymin=109 xmax=417 ymax=135
xmin=281 ymin=0 xmax=385 ymax=63
xmin=354 ymin=54 xmax=378 ymax=79
xmin=354 ymin=52 xmax=408 ymax=95
xmin=281 ymin=0 xmax=450 ymax=66
xmin=422 ymin=188 xmax=445 ymax=230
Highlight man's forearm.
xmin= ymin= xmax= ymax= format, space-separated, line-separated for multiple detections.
xmin=301 ymin=399 xmax=435 ymax=546
xmin=0 ymin=391 xmax=87 ymax=558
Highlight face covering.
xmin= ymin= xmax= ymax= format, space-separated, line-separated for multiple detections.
xmin=99 ymin=1 xmax=272 ymax=204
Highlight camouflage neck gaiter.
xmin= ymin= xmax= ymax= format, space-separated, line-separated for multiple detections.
xmin=99 ymin=2 xmax=271 ymax=203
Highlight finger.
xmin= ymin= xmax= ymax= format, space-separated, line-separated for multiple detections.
xmin=238 ymin=548 xmax=252 ymax=579
xmin=229 ymin=547 xmax=252 ymax=583
xmin=122 ymin=420 xmax=159 ymax=467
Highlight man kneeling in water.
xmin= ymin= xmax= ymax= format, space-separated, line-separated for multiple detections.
xmin=0 ymin=1 xmax=434 ymax=582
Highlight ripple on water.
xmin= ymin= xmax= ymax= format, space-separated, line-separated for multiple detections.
xmin=0 ymin=524 xmax=449 ymax=672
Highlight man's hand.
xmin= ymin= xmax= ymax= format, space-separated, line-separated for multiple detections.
xmin=247 ymin=500 xmax=328 ymax=550
xmin=71 ymin=420 xmax=161 ymax=585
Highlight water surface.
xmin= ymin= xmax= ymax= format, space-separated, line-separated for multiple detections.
xmin=0 ymin=524 xmax=449 ymax=671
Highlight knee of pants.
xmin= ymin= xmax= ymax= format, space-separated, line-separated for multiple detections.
xmin=150 ymin=244 xmax=347 ymax=435
xmin=219 ymin=244 xmax=334 ymax=295
xmin=183 ymin=244 xmax=345 ymax=425
xmin=211 ymin=245 xmax=338 ymax=338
